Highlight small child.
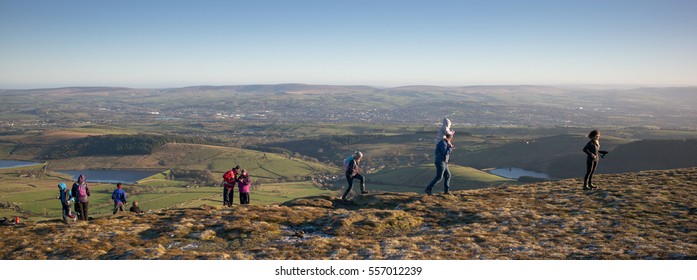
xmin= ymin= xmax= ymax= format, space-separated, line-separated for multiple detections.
xmin=130 ymin=201 xmax=144 ymax=214
xmin=437 ymin=117 xmax=455 ymax=143
xmin=57 ymin=182 xmax=76 ymax=223
xmin=237 ymin=169 xmax=252 ymax=205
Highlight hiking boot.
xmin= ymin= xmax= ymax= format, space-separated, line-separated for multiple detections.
xmin=424 ymin=189 xmax=433 ymax=196
xmin=590 ymin=184 xmax=598 ymax=189
xmin=583 ymin=186 xmax=591 ymax=190
xmin=443 ymin=192 xmax=453 ymax=196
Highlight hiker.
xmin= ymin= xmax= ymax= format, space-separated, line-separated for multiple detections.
xmin=342 ymin=151 xmax=367 ymax=201
xmin=425 ymin=132 xmax=454 ymax=195
xmin=130 ymin=201 xmax=144 ymax=214
xmin=221 ymin=165 xmax=240 ymax=207
xmin=582 ymin=130 xmax=608 ymax=190
xmin=111 ymin=182 xmax=127 ymax=214
xmin=237 ymin=169 xmax=252 ymax=205
xmin=56 ymin=182 xmax=76 ymax=223
xmin=70 ymin=174 xmax=90 ymax=220
xmin=436 ymin=117 xmax=455 ymax=143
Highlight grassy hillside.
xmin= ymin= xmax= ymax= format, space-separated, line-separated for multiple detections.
xmin=0 ymin=167 xmax=694 ymax=260
xmin=364 ymin=164 xmax=514 ymax=193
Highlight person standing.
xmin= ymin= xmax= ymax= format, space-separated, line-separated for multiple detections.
xmin=71 ymin=174 xmax=91 ymax=221
xmin=342 ymin=151 xmax=367 ymax=201
xmin=57 ymin=182 xmax=76 ymax=223
xmin=582 ymin=130 xmax=608 ymax=190
xmin=111 ymin=182 xmax=128 ymax=214
xmin=237 ymin=169 xmax=252 ymax=205
xmin=221 ymin=165 xmax=240 ymax=207
xmin=425 ymin=132 xmax=454 ymax=195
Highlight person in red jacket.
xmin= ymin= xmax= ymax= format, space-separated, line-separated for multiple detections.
xmin=221 ymin=165 xmax=240 ymax=207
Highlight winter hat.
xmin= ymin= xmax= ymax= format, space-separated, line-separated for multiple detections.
xmin=58 ymin=182 xmax=67 ymax=190
xmin=77 ymin=175 xmax=85 ymax=184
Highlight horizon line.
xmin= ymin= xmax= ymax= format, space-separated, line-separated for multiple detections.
xmin=2 ymin=82 xmax=697 ymax=91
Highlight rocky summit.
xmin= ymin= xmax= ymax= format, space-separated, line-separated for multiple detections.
xmin=1 ymin=168 xmax=696 ymax=260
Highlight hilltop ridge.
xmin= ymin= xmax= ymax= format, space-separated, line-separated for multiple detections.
xmin=1 ymin=168 xmax=695 ymax=260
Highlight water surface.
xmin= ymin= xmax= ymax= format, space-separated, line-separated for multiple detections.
xmin=488 ymin=167 xmax=550 ymax=179
xmin=0 ymin=160 xmax=41 ymax=169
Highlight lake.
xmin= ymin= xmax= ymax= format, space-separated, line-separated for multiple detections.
xmin=58 ymin=170 xmax=160 ymax=184
xmin=0 ymin=160 xmax=41 ymax=169
xmin=488 ymin=167 xmax=550 ymax=179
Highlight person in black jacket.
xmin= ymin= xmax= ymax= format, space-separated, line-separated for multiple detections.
xmin=582 ymin=130 xmax=608 ymax=190
xmin=342 ymin=151 xmax=367 ymax=201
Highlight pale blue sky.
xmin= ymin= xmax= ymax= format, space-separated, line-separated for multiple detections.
xmin=1 ymin=0 xmax=696 ymax=88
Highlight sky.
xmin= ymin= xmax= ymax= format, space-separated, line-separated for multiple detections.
xmin=1 ymin=0 xmax=696 ymax=88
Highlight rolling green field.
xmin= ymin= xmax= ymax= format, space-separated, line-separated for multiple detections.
xmin=48 ymin=143 xmax=338 ymax=182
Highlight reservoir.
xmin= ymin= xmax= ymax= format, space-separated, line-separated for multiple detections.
xmin=0 ymin=160 xmax=41 ymax=169
xmin=488 ymin=167 xmax=550 ymax=179
xmin=58 ymin=169 xmax=160 ymax=184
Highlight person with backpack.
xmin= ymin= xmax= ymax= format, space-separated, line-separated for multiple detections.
xmin=56 ymin=182 xmax=76 ymax=223
xmin=237 ymin=169 xmax=252 ymax=205
xmin=425 ymin=132 xmax=454 ymax=195
xmin=221 ymin=165 xmax=240 ymax=207
xmin=582 ymin=130 xmax=608 ymax=190
xmin=111 ymin=182 xmax=127 ymax=214
xmin=71 ymin=174 xmax=91 ymax=221
xmin=341 ymin=151 xmax=367 ymax=201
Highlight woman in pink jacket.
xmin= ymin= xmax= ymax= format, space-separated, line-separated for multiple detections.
xmin=237 ymin=169 xmax=252 ymax=205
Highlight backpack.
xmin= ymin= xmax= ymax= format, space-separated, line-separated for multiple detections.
xmin=78 ymin=184 xmax=87 ymax=197
xmin=342 ymin=156 xmax=353 ymax=172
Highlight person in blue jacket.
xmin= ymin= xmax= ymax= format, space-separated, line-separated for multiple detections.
xmin=425 ymin=132 xmax=454 ymax=195
xmin=57 ymin=182 xmax=76 ymax=223
xmin=111 ymin=182 xmax=128 ymax=214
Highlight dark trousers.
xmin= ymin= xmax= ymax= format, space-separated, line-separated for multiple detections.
xmin=61 ymin=203 xmax=72 ymax=222
xmin=239 ymin=192 xmax=250 ymax=205
xmin=584 ymin=157 xmax=598 ymax=187
xmin=75 ymin=201 xmax=89 ymax=220
xmin=342 ymin=173 xmax=365 ymax=199
xmin=113 ymin=202 xmax=126 ymax=214
xmin=426 ymin=161 xmax=451 ymax=193
xmin=223 ymin=187 xmax=234 ymax=207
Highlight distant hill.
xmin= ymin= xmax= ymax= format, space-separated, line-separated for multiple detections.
xmin=1 ymin=167 xmax=694 ymax=259
xmin=547 ymin=139 xmax=697 ymax=178
xmin=455 ymin=134 xmax=631 ymax=179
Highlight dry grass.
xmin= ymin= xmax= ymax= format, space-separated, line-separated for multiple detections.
xmin=1 ymin=168 xmax=695 ymax=260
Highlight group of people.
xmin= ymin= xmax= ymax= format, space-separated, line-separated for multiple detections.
xmin=56 ymin=175 xmax=144 ymax=223
xmin=54 ymin=118 xmax=608 ymax=221
xmin=220 ymin=165 xmax=252 ymax=207
xmin=339 ymin=117 xmax=609 ymax=199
